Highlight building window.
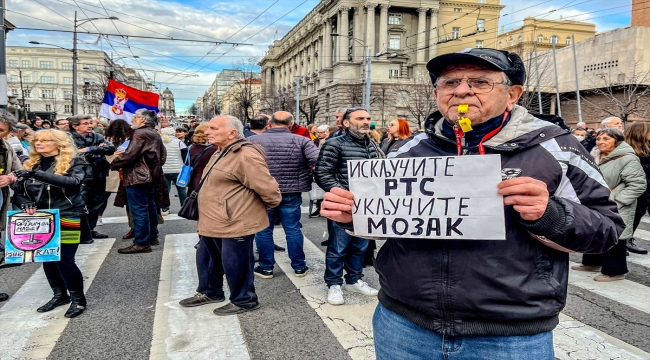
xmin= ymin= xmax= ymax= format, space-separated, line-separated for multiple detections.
xmin=550 ymin=35 xmax=558 ymax=44
xmin=24 ymin=104 xmax=30 ymax=112
xmin=45 ymin=104 xmax=52 ymax=112
xmin=42 ymin=89 xmax=54 ymax=99
xmin=509 ymin=38 xmax=514 ymax=46
xmin=11 ymin=89 xmax=19 ymax=96
xmin=40 ymin=61 xmax=53 ymax=69
xmin=518 ymin=36 xmax=523 ymax=43
xmin=10 ymin=75 xmax=18 ymax=82
xmin=83 ymin=64 xmax=96 ymax=70
xmin=8 ymin=60 xmax=18 ymax=67
xmin=23 ymin=89 xmax=31 ymax=98
xmin=23 ymin=76 xmax=31 ymax=83
xmin=476 ymin=40 xmax=484 ymax=48
xmin=63 ymin=77 xmax=73 ymax=85
xmin=566 ymin=36 xmax=572 ymax=45
xmin=452 ymin=27 xmax=461 ymax=39
xmin=498 ymin=41 xmax=502 ymax=49
xmin=64 ymin=90 xmax=72 ymax=100
xmin=453 ymin=8 xmax=461 ymax=12
xmin=389 ymin=69 xmax=400 ymax=78
xmin=41 ymin=76 xmax=54 ymax=84
xmin=537 ymin=35 xmax=543 ymax=43
xmin=22 ymin=60 xmax=31 ymax=68
xmin=476 ymin=19 xmax=485 ymax=32
xmin=389 ymin=35 xmax=401 ymax=49
xmin=388 ymin=13 xmax=401 ymax=25
xmin=478 ymin=0 xmax=486 ymax=3
xmin=62 ymin=62 xmax=73 ymax=70
xmin=65 ymin=104 xmax=72 ymax=113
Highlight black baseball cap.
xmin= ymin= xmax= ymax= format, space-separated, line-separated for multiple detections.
xmin=426 ymin=48 xmax=526 ymax=86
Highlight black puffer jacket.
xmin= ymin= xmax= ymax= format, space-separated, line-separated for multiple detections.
xmin=70 ymin=131 xmax=115 ymax=180
xmin=315 ymin=131 xmax=381 ymax=192
xmin=247 ymin=128 xmax=320 ymax=193
xmin=12 ymin=157 xmax=87 ymax=217
xmin=364 ymin=105 xmax=623 ymax=337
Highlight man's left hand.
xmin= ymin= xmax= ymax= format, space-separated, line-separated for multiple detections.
xmin=78 ymin=148 xmax=87 ymax=153
xmin=0 ymin=174 xmax=16 ymax=187
xmin=498 ymin=177 xmax=549 ymax=221
xmin=114 ymin=150 xmax=125 ymax=157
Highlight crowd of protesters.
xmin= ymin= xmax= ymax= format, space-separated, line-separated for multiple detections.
xmin=1 ymin=47 xmax=650 ymax=359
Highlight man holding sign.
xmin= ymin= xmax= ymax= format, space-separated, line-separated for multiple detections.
xmin=321 ymin=48 xmax=623 ymax=359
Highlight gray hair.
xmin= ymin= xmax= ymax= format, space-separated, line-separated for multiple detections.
xmin=317 ymin=125 xmax=329 ymax=132
xmin=0 ymin=110 xmax=18 ymax=131
xmin=596 ymin=127 xmax=625 ymax=146
xmin=13 ymin=123 xmax=29 ymax=131
xmin=601 ymin=117 xmax=622 ymax=127
xmin=68 ymin=114 xmax=93 ymax=127
xmin=220 ymin=115 xmax=244 ymax=139
xmin=335 ymin=107 xmax=347 ymax=115
xmin=135 ymin=109 xmax=159 ymax=127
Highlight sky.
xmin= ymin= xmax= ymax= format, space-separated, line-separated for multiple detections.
xmin=6 ymin=0 xmax=633 ymax=113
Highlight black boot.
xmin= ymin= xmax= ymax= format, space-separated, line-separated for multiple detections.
xmin=627 ymin=238 xmax=648 ymax=255
xmin=64 ymin=291 xmax=87 ymax=318
xmin=37 ymin=287 xmax=70 ymax=313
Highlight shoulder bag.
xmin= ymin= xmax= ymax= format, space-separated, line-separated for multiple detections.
xmin=176 ymin=145 xmax=213 ymax=188
xmin=178 ymin=140 xmax=242 ymax=220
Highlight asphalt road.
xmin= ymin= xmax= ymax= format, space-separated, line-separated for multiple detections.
xmin=1 ymin=189 xmax=650 ymax=359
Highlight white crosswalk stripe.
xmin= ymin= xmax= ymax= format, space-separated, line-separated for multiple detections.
xmin=2 ymin=227 xmax=650 ymax=359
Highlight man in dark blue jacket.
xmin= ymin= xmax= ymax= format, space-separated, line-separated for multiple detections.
xmin=248 ymin=111 xmax=320 ymax=279
xmin=320 ymin=48 xmax=623 ymax=359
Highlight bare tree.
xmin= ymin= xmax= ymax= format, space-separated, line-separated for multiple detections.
xmin=393 ymin=70 xmax=437 ymax=128
xmin=228 ymin=57 xmax=262 ymax=122
xmin=518 ymin=50 xmax=555 ymax=113
xmin=299 ymin=96 xmax=320 ymax=125
xmin=581 ymin=58 xmax=650 ymax=124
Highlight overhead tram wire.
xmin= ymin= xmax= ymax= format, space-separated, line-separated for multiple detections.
xmin=165 ymin=0 xmax=310 ymax=86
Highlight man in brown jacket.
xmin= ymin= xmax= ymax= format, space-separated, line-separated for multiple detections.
xmin=111 ymin=109 xmax=170 ymax=254
xmin=182 ymin=115 xmax=281 ymax=316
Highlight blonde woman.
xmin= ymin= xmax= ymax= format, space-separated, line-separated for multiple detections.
xmin=11 ymin=129 xmax=88 ymax=317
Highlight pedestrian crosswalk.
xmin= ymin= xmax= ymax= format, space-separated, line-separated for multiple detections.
xmin=1 ymin=214 xmax=650 ymax=359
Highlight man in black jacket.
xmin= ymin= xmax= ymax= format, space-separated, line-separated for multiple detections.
xmin=320 ymin=48 xmax=623 ymax=359
xmin=315 ymin=108 xmax=381 ymax=306
xmin=69 ymin=114 xmax=115 ymax=242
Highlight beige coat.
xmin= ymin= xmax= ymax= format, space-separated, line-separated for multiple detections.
xmin=2 ymin=140 xmax=22 ymax=231
xmin=197 ymin=141 xmax=281 ymax=238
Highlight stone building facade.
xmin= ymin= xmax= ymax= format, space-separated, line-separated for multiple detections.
xmin=259 ymin=0 xmax=505 ymax=126
xmin=496 ymin=17 xmax=595 ymax=56
xmin=159 ymin=87 xmax=176 ymax=117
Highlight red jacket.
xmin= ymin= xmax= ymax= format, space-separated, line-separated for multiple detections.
xmin=290 ymin=124 xmax=311 ymax=139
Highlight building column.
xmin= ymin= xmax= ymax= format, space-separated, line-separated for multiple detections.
xmin=429 ymin=9 xmax=440 ymax=60
xmin=353 ymin=7 xmax=364 ymax=61
xmin=416 ymin=8 xmax=428 ymax=63
xmin=339 ymin=8 xmax=350 ymax=63
xmin=265 ymin=68 xmax=272 ymax=95
xmin=324 ymin=18 xmax=333 ymax=68
xmin=379 ymin=4 xmax=390 ymax=53
xmin=302 ymin=49 xmax=308 ymax=78
xmin=365 ymin=3 xmax=377 ymax=52
xmin=315 ymin=38 xmax=321 ymax=72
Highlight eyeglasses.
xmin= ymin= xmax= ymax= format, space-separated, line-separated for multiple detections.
xmin=435 ymin=77 xmax=510 ymax=94
xmin=342 ymin=107 xmax=368 ymax=120
xmin=33 ymin=139 xmax=54 ymax=143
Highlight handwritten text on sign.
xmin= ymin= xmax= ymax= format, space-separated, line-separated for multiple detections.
xmin=347 ymin=155 xmax=506 ymax=240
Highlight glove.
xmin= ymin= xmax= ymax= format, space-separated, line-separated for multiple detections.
xmin=13 ymin=170 xmax=35 ymax=179
xmin=20 ymin=202 xmax=36 ymax=212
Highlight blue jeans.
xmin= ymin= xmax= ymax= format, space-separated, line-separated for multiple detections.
xmin=164 ymin=173 xmax=188 ymax=208
xmin=125 ymin=185 xmax=158 ymax=246
xmin=195 ymin=239 xmax=224 ymax=299
xmin=373 ymin=303 xmax=554 ymax=360
xmin=324 ymin=221 xmax=368 ymax=286
xmin=255 ymin=193 xmax=306 ymax=271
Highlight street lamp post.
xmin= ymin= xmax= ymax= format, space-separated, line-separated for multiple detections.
xmin=331 ymin=33 xmax=370 ymax=109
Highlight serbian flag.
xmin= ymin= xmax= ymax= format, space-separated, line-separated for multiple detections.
xmin=99 ymin=79 xmax=159 ymax=123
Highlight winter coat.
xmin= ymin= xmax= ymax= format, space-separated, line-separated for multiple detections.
xmin=380 ymin=136 xmax=409 ymax=155
xmin=70 ymin=131 xmax=115 ymax=181
xmin=1 ymin=140 xmax=23 ymax=231
xmin=315 ymin=132 xmax=381 ymax=192
xmin=289 ymin=123 xmax=311 ymax=139
xmin=247 ymin=128 xmax=320 ymax=193
xmin=12 ymin=157 xmax=87 ymax=218
xmin=187 ymin=144 xmax=218 ymax=195
xmin=111 ymin=125 xmax=170 ymax=209
xmin=161 ymin=134 xmax=186 ymax=174
xmin=354 ymin=105 xmax=623 ymax=337
xmin=593 ymin=142 xmax=646 ymax=240
xmin=196 ymin=140 xmax=281 ymax=238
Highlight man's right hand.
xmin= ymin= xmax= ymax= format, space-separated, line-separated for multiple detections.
xmin=320 ymin=187 xmax=354 ymax=223
xmin=114 ymin=150 xmax=125 ymax=157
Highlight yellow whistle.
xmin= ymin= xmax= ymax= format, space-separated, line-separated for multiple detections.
xmin=458 ymin=117 xmax=473 ymax=132
xmin=458 ymin=104 xmax=469 ymax=114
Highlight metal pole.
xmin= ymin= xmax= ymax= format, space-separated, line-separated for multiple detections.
xmin=295 ymin=76 xmax=301 ymax=125
xmin=534 ymin=42 xmax=543 ymax=114
xmin=72 ymin=11 xmax=78 ymax=115
xmin=571 ymin=34 xmax=583 ymax=123
xmin=361 ymin=45 xmax=366 ymax=108
xmin=365 ymin=48 xmax=371 ymax=110
xmin=0 ymin=0 xmax=7 ymax=110
xmin=551 ymin=42 xmax=561 ymax=117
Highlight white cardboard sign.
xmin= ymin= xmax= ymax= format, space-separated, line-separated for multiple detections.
xmin=347 ymin=155 xmax=506 ymax=240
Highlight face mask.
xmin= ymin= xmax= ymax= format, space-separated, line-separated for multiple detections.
xmin=573 ymin=135 xmax=585 ymax=142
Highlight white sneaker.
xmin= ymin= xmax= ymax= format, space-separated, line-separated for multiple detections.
xmin=327 ymin=285 xmax=344 ymax=305
xmin=345 ymin=280 xmax=379 ymax=296
xmin=96 ymin=218 xmax=103 ymax=226
xmin=161 ymin=210 xmax=170 ymax=216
